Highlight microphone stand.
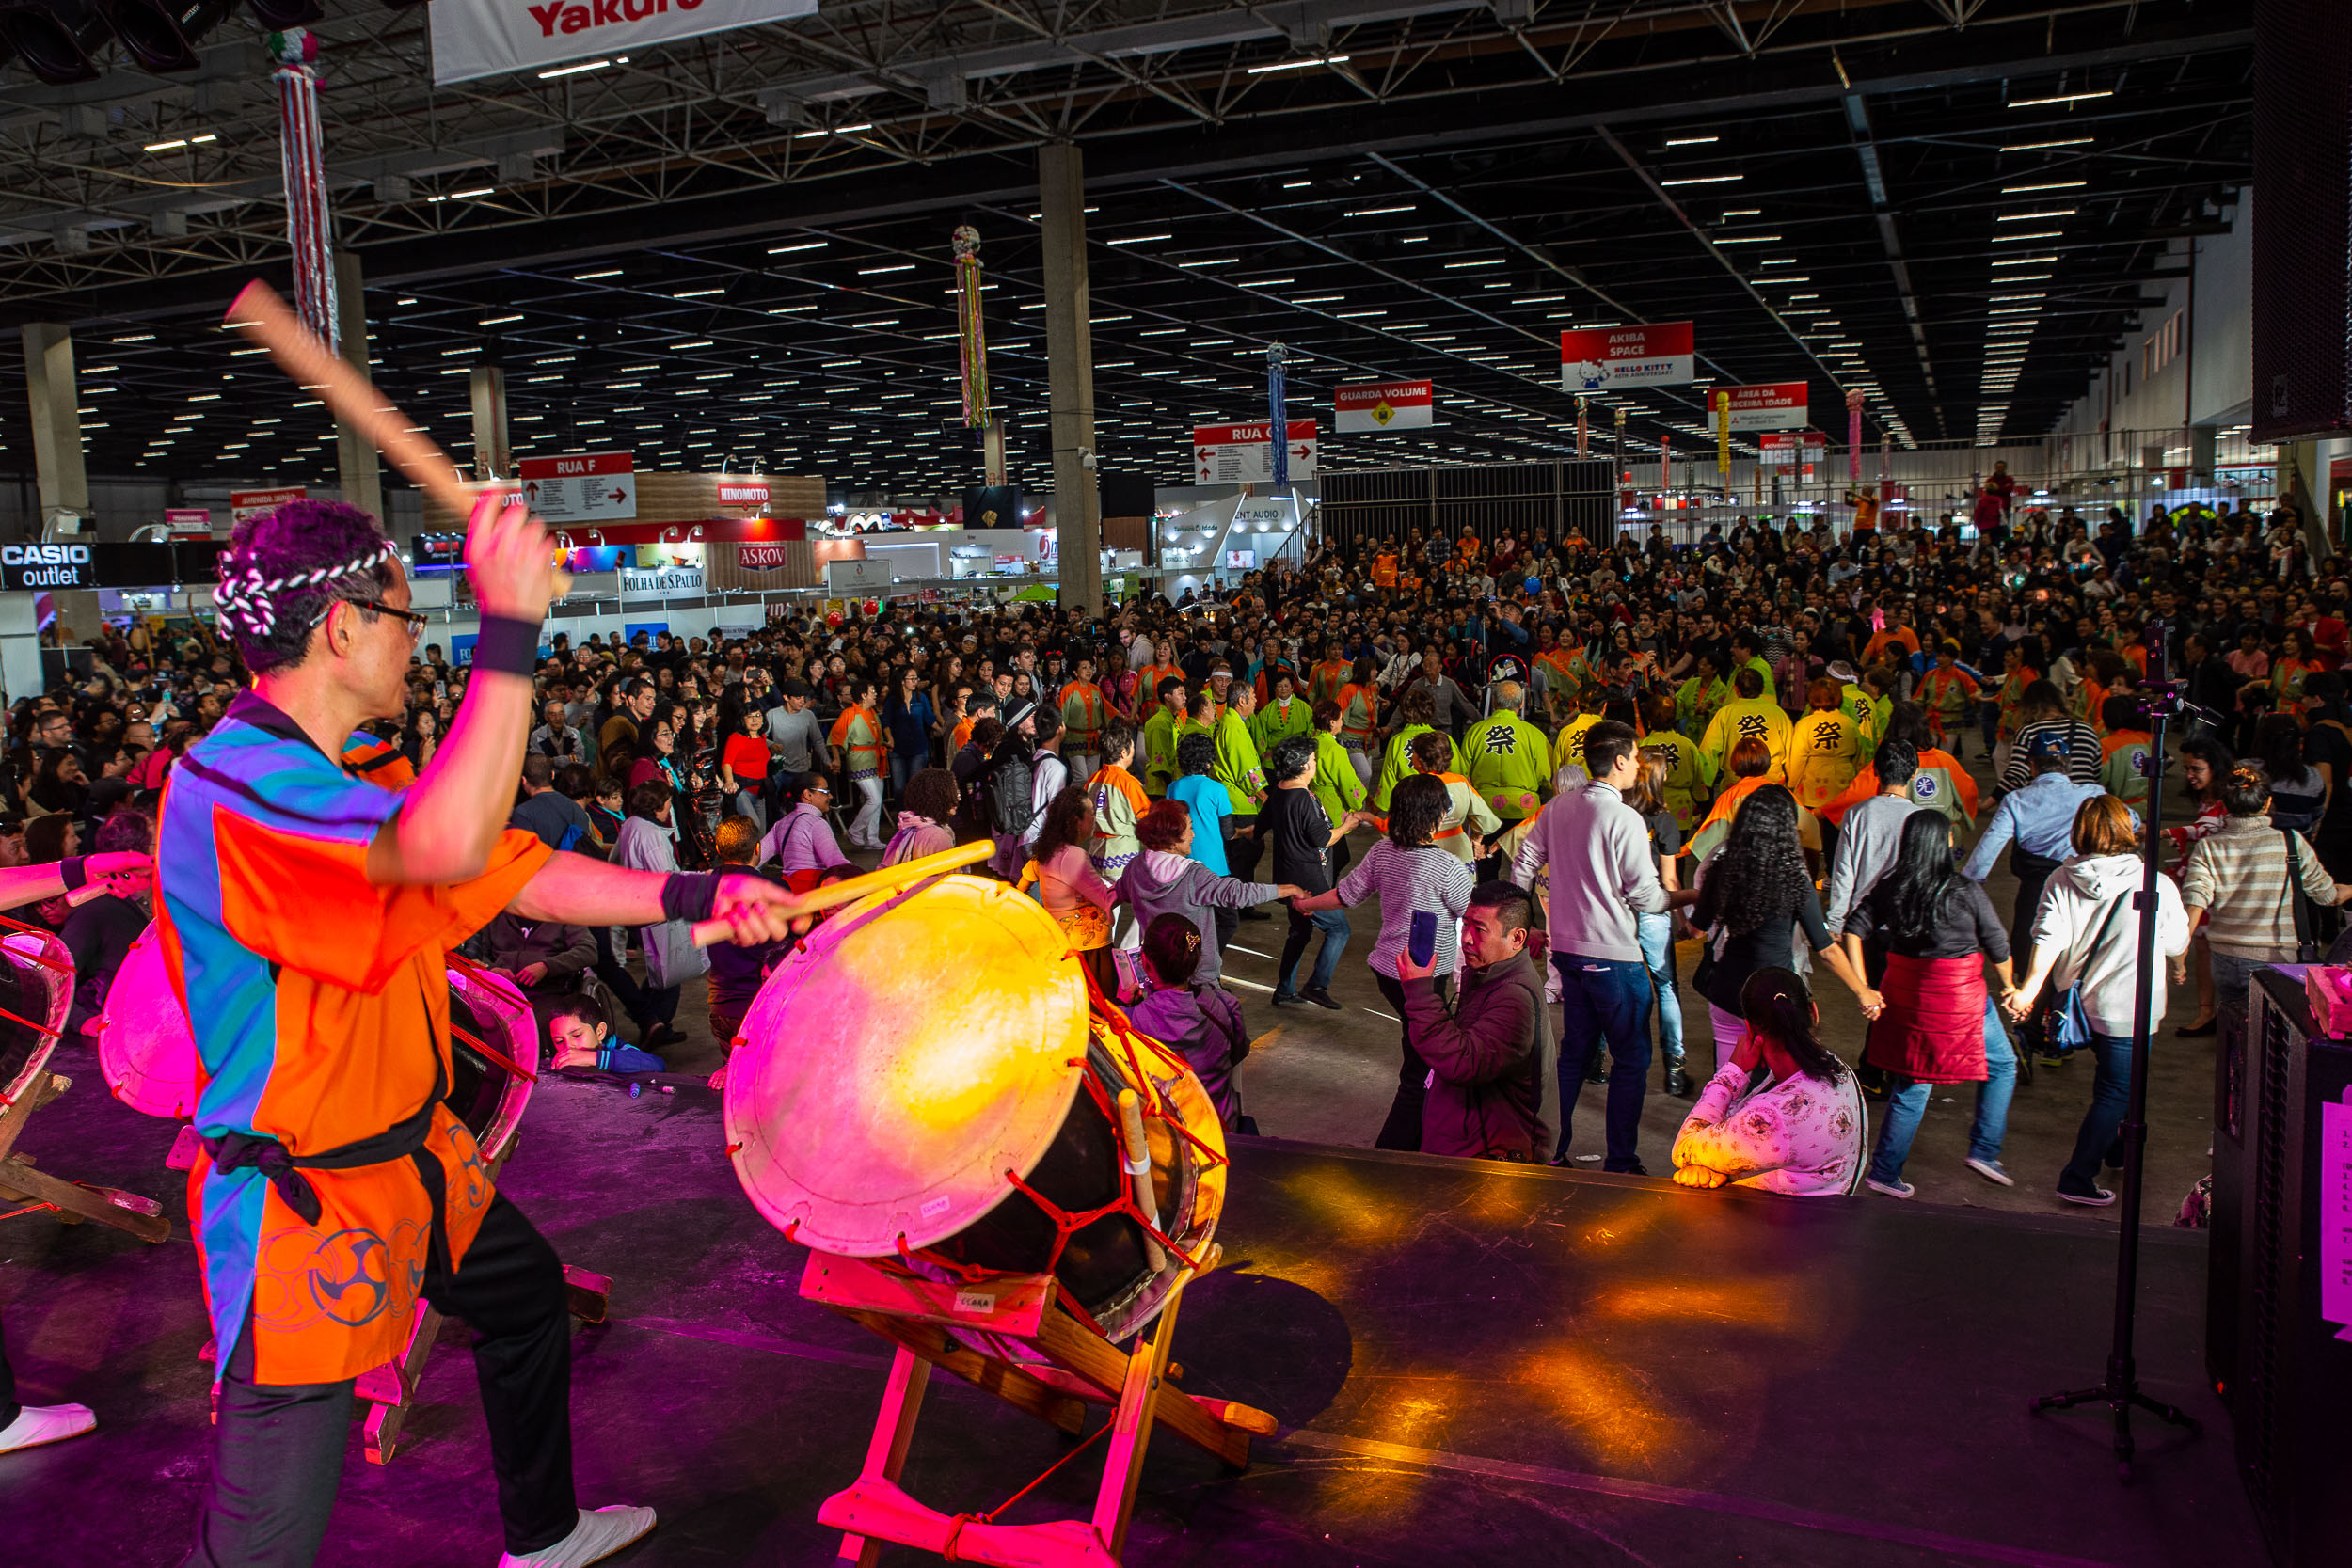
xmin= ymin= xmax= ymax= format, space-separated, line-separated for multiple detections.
xmin=2030 ymin=620 xmax=2202 ymax=1478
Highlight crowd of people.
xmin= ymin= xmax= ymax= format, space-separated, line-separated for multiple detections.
xmin=1 ymin=489 xmax=2341 ymax=1199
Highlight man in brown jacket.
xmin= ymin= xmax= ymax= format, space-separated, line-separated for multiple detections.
xmin=1396 ymin=880 xmax=1549 ymax=1161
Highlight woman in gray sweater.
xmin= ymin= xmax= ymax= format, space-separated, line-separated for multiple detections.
xmin=1115 ymin=799 xmax=1301 ymax=986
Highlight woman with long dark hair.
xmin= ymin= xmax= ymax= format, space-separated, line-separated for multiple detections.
xmin=1019 ymin=784 xmax=1120 ymax=985
xmin=1841 ymin=810 xmax=2019 ymax=1197
xmin=1690 ymin=784 xmax=1879 ymax=1059
xmin=881 ymin=663 xmax=936 ymax=804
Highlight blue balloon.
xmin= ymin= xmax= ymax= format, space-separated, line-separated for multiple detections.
xmin=1523 ymin=575 xmax=1542 ymax=595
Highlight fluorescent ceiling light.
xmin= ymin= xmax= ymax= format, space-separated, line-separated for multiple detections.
xmin=2003 ymin=180 xmax=2088 ymax=193
xmin=1998 ymin=209 xmax=2077 ymax=222
xmin=1714 ymin=234 xmax=1782 ymax=244
xmin=1993 ymin=231 xmax=2063 ymax=243
xmin=2010 ymin=89 xmax=2113 ymax=108
xmin=574 ymin=267 xmax=622 ymax=279
xmin=1248 ymin=55 xmax=1349 ymax=73
xmin=1345 ymin=205 xmax=1416 ymax=216
xmin=1993 ymin=255 xmax=2059 ymax=266
xmin=537 ymin=58 xmax=609 ymax=78
xmin=671 ymin=339 xmax=714 ymax=348
xmin=673 ymin=287 xmax=724 ymax=297
xmin=857 ymin=263 xmax=914 ymax=274
xmin=1661 ymin=174 xmax=1742 ymax=186
xmin=2000 ymin=137 xmax=2093 ymax=151
xmin=767 ymin=241 xmax=826 ymax=255
xmin=1664 ymin=135 xmax=1719 ymax=147
xmin=1177 ymin=256 xmax=1239 ymax=267
xmin=794 ymin=122 xmax=874 ymax=139
xmin=448 ymin=186 xmax=495 ymax=198
xmin=480 ymin=313 xmax=523 ymax=325
xmin=1442 ymin=258 xmax=1505 ymax=269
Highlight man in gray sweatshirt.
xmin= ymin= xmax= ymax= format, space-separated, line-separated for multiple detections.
xmin=1513 ymin=720 xmax=1691 ymax=1173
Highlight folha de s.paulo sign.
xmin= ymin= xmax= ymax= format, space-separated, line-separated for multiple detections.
xmin=430 ymin=0 xmax=820 ymax=86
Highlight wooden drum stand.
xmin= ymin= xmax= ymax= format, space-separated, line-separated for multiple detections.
xmin=803 ymin=1250 xmax=1274 ymax=1568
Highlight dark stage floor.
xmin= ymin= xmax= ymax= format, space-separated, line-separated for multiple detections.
xmin=3 ymin=1037 xmax=2263 ymax=1568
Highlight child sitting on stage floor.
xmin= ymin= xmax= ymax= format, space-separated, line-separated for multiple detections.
xmin=1126 ymin=912 xmax=1251 ymax=1131
xmin=548 ymin=994 xmax=668 ymax=1078
xmin=1670 ymin=967 xmax=1867 ymax=1197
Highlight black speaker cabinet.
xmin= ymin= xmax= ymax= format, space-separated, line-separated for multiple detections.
xmin=2217 ymin=974 xmax=2352 ymax=1566
xmin=2249 ymin=0 xmax=2352 ymax=442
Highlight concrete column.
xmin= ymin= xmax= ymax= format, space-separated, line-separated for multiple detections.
xmin=332 ymin=252 xmax=384 ymax=519
xmin=1038 ymin=142 xmax=1103 ymax=614
xmin=2187 ymin=424 xmax=2217 ymax=483
xmin=19 ymin=323 xmax=90 ymax=537
xmin=469 ymin=364 xmax=510 ymax=482
xmin=2280 ymin=439 xmax=2329 ymax=560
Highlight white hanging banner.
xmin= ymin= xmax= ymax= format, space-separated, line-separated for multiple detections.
xmin=430 ymin=0 xmax=821 ymax=87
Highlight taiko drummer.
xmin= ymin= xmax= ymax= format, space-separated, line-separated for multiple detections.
xmin=157 ymin=495 xmax=806 ymax=1568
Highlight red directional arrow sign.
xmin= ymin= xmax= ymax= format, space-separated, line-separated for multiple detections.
xmin=516 ymin=451 xmax=636 ymax=523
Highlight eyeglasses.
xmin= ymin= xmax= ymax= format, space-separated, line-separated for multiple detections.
xmin=315 ymin=596 xmax=428 ymax=641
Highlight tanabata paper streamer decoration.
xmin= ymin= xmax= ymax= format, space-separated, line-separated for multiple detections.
xmin=952 ymin=225 xmax=991 ymax=429
xmin=1266 ymin=342 xmax=1289 ymax=489
xmin=270 ymin=29 xmax=338 ymax=355
xmin=1848 ymin=388 xmax=1866 ymax=483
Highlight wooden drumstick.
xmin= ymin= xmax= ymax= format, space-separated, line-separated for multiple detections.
xmin=1116 ymin=1088 xmax=1168 ymax=1273
xmin=223 ymin=279 xmax=571 ymax=593
xmin=687 ymin=839 xmax=996 ymax=948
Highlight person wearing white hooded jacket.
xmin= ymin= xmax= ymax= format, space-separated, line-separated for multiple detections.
xmin=2003 ymin=793 xmax=2191 ymax=1206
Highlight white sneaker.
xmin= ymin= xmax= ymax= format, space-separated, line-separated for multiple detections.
xmin=0 ymin=1402 xmax=97 ymax=1454
xmin=1964 ymin=1157 xmax=2014 ymax=1188
xmin=1865 ymin=1176 xmax=1916 ymax=1199
xmin=497 ymin=1506 xmax=657 ymax=1568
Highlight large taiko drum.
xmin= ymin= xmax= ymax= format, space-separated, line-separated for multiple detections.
xmin=97 ymin=923 xmax=538 ymax=1163
xmin=0 ymin=927 xmax=74 ymax=1111
xmin=724 ymin=872 xmax=1228 ymax=1343
xmin=98 ymin=923 xmax=198 ymax=1118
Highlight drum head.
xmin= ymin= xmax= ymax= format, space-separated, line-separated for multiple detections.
xmin=445 ymin=964 xmax=536 ymax=1165
xmin=724 ymin=873 xmax=1090 ymax=1257
xmin=0 ymin=928 xmax=69 ymax=1110
xmin=99 ymin=921 xmax=200 ymax=1119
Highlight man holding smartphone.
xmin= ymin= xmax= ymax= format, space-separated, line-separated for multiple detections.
xmin=1513 ymin=721 xmax=1697 ymax=1174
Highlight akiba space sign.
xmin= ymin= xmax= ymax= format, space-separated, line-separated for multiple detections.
xmin=1560 ymin=323 xmax=1694 ymax=390
xmin=1 ymin=543 xmax=92 ymax=590
xmin=430 ymin=0 xmax=819 ymax=85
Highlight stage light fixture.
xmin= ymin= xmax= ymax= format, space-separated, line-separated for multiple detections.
xmin=0 ymin=0 xmax=114 ymax=85
xmin=97 ymin=0 xmax=231 ymax=71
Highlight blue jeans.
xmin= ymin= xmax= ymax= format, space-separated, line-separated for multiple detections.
xmin=1867 ymin=998 xmax=2017 ymax=1183
xmin=2059 ymin=1031 xmax=2133 ymax=1196
xmin=1552 ymin=952 xmax=1654 ymax=1172
xmin=1637 ymin=912 xmax=1684 ymax=1069
xmin=1276 ymin=907 xmax=1349 ymax=997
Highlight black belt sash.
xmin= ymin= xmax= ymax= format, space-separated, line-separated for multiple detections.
xmin=201 ymin=1096 xmax=437 ymax=1227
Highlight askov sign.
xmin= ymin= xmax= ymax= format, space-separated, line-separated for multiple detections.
xmin=1193 ymin=420 xmax=1318 ymax=484
xmin=1560 ymin=323 xmax=1695 ymax=390
xmin=430 ymin=0 xmax=821 ymax=86
xmin=1334 ymin=380 xmax=1434 ymax=432
xmin=518 ymin=452 xmax=636 ymax=523
xmin=1721 ymin=382 xmax=1810 ymax=432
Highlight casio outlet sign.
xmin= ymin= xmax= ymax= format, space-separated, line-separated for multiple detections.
xmin=2 ymin=543 xmax=92 ymax=589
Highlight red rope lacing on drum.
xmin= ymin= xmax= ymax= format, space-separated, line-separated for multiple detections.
xmin=854 ymin=968 xmax=1231 ymax=1339
xmin=443 ymin=953 xmax=538 ymax=1082
xmin=0 ymin=913 xmax=73 ymax=1106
